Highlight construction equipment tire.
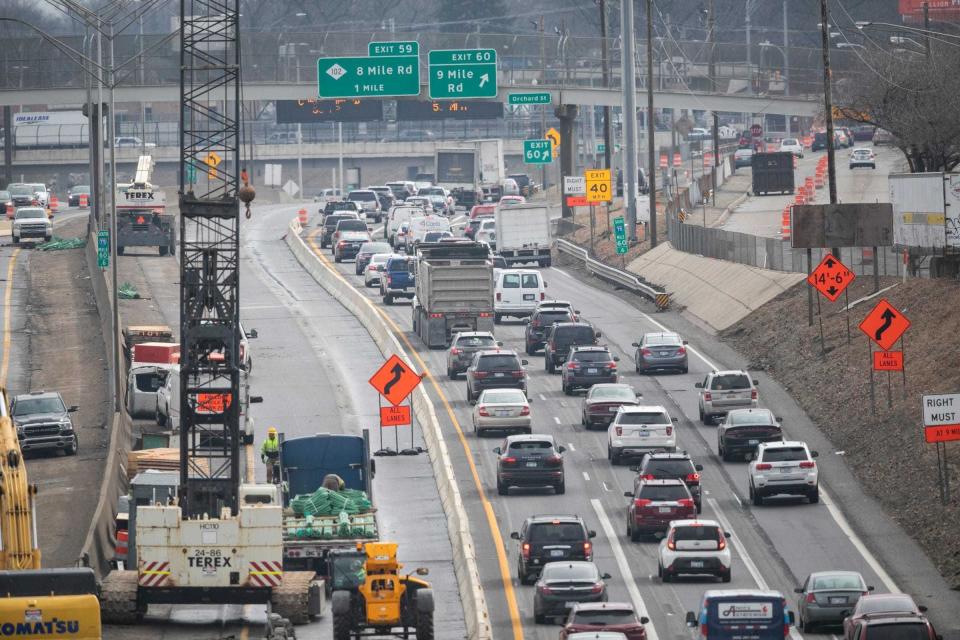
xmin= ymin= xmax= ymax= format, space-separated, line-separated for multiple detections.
xmin=100 ymin=570 xmax=142 ymax=624
xmin=416 ymin=591 xmax=435 ymax=640
xmin=271 ymin=571 xmax=317 ymax=625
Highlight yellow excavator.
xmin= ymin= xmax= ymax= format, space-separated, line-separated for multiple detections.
xmin=0 ymin=388 xmax=102 ymax=638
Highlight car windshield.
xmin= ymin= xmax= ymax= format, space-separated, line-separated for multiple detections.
xmin=536 ymin=311 xmax=572 ymax=325
xmin=370 ymin=254 xmax=392 ymax=265
xmin=360 ymin=243 xmax=390 ymax=254
xmin=571 ymin=609 xmax=636 ymax=625
xmin=477 ymin=355 xmax=520 ymax=371
xmin=642 ymin=459 xmax=693 ymax=476
xmin=854 ymin=150 xmax=872 ymax=157
xmin=556 ymin=327 xmax=595 ymax=344
xmin=481 ymin=389 xmax=526 ymax=404
xmin=337 ymin=220 xmax=368 ymax=232
xmin=573 ymin=351 xmax=611 ymax=363
xmin=348 ymin=191 xmax=377 ymax=202
xmin=646 ymin=334 xmax=682 ymax=347
xmin=730 ymin=411 xmax=774 ymax=426
xmin=387 ymin=259 xmax=409 ymax=272
xmin=325 ymin=215 xmax=352 ymax=228
xmin=589 ymin=386 xmax=636 ymax=401
xmin=710 ymin=374 xmax=751 ymax=390
xmin=783 ymin=139 xmax=799 ymax=145
xmin=419 ymin=188 xmax=444 ymax=196
xmin=13 ymin=396 xmax=66 ymax=415
xmin=859 ymin=596 xmax=917 ymax=614
xmin=674 ymin=525 xmax=720 ymax=541
xmin=508 ymin=440 xmax=552 ymax=451
xmin=762 ymin=446 xmax=808 ymax=462
xmin=812 ymin=574 xmax=864 ymax=590
xmin=527 ymin=522 xmax=584 ymax=543
xmin=16 ymin=209 xmax=45 ymax=219
xmin=71 ymin=186 xmax=90 ymax=194
xmin=618 ymin=411 xmax=670 ymax=425
xmin=10 ymin=185 xmax=32 ymax=196
xmin=424 ymin=232 xmax=450 ymax=242
xmin=866 ymin=623 xmax=929 ymax=640
xmin=456 ymin=335 xmax=496 ymax=349
xmin=638 ymin=484 xmax=689 ymax=501
xmin=542 ymin=564 xmax=597 ymax=581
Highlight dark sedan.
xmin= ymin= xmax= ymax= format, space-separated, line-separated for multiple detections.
xmin=534 ymin=561 xmax=610 ymax=624
xmin=796 ymin=571 xmax=874 ymax=632
xmin=581 ymin=383 xmax=641 ymax=429
xmin=717 ymin=408 xmax=783 ymax=461
xmin=633 ymin=332 xmax=688 ymax=374
xmin=494 ymin=434 xmax=565 ymax=495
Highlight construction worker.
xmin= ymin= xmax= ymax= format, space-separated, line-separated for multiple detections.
xmin=322 ymin=473 xmax=346 ymax=492
xmin=261 ymin=427 xmax=280 ymax=483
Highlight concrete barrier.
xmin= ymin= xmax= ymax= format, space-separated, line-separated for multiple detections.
xmin=78 ymin=233 xmax=132 ymax=578
xmin=284 ymin=219 xmax=492 ymax=640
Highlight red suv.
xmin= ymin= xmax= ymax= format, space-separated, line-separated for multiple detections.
xmin=625 ymin=478 xmax=696 ymax=541
xmin=560 ymin=602 xmax=650 ymax=640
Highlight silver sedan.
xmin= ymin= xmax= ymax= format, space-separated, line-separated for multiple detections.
xmin=472 ymin=388 xmax=531 ymax=436
xmin=795 ymin=571 xmax=874 ymax=632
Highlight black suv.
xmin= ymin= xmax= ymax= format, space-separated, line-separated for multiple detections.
xmin=466 ymin=350 xmax=528 ymax=404
xmin=631 ymin=452 xmax=704 ymax=513
xmin=561 ymin=346 xmax=619 ymax=394
xmin=493 ymin=434 xmax=566 ymax=495
xmin=524 ymin=307 xmax=576 ymax=355
xmin=320 ymin=213 xmax=359 ymax=247
xmin=10 ymin=391 xmax=79 ymax=455
xmin=510 ymin=515 xmax=597 ymax=583
xmin=543 ymin=322 xmax=601 ymax=374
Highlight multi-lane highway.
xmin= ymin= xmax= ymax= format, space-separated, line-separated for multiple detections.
xmin=292 ymin=202 xmax=959 ymax=640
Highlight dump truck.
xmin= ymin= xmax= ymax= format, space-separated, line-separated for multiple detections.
xmin=411 ymin=241 xmax=495 ymax=348
xmin=279 ymin=431 xmax=378 ymax=580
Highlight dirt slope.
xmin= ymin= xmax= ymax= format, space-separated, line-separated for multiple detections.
xmin=721 ymin=275 xmax=960 ymax=588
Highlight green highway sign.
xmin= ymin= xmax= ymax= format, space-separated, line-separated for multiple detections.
xmin=613 ymin=216 xmax=628 ymax=254
xmin=97 ymin=230 xmax=109 ymax=269
xmin=523 ymin=139 xmax=553 ymax=164
xmin=318 ymin=55 xmax=420 ymax=99
xmin=508 ymin=92 xmax=551 ymax=105
xmin=368 ymin=41 xmax=419 ymax=57
xmin=428 ymin=49 xmax=497 ymax=100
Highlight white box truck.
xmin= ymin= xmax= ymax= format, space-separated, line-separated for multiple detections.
xmin=494 ymin=202 xmax=553 ymax=267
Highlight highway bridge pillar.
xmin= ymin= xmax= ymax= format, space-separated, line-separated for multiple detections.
xmin=2 ymin=106 xmax=10 ymax=187
xmin=556 ymin=104 xmax=578 ymax=220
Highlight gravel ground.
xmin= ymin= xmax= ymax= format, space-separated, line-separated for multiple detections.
xmin=721 ymin=276 xmax=960 ymax=589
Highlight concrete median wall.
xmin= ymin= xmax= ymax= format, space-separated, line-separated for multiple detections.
xmin=79 ymin=234 xmax=131 ymax=578
xmin=285 ymin=219 xmax=492 ymax=640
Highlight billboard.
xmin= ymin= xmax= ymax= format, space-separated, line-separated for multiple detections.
xmin=899 ymin=0 xmax=960 ymax=23
xmin=275 ymin=99 xmax=383 ymax=123
xmin=791 ymin=203 xmax=894 ymax=249
xmin=397 ymin=100 xmax=504 ymax=121
xmin=889 ymin=173 xmax=950 ymax=249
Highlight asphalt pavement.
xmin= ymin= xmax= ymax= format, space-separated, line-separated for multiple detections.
xmin=302 ymin=202 xmax=959 ymax=640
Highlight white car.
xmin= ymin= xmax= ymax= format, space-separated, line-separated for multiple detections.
xmin=780 ymin=138 xmax=804 ymax=157
xmin=748 ymin=440 xmax=820 ymax=506
xmin=475 ymin=218 xmax=497 ymax=248
xmin=849 ymin=147 xmax=876 ymax=169
xmin=607 ymin=405 xmax=677 ymax=464
xmin=657 ymin=519 xmax=732 ymax=583
xmin=364 ymin=253 xmax=393 ymax=287
xmin=11 ymin=207 xmax=52 ymax=244
xmin=567 ymin=634 xmax=629 ymax=640
xmin=471 ymin=388 xmax=531 ymax=436
xmin=403 ymin=196 xmax=434 ymax=213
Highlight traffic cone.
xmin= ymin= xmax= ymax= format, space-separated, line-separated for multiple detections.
xmin=79 ymin=193 xmax=89 ymax=208
xmin=297 ymin=208 xmax=308 ymax=226
xmin=50 ymin=194 xmax=59 ymax=210
xmin=781 ymin=210 xmax=792 ymax=240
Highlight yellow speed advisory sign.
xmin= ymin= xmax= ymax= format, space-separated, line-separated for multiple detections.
xmin=585 ymin=168 xmax=612 ymax=203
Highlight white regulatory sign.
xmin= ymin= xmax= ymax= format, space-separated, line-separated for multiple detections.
xmin=922 ymin=393 xmax=960 ymax=426
xmin=564 ymin=176 xmax=586 ymax=195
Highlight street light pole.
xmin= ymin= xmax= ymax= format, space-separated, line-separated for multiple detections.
xmin=783 ymin=0 xmax=790 ymax=135
xmin=295 ymin=59 xmax=303 ymax=200
xmin=108 ymin=24 xmax=121 ymax=414
xmin=819 ymin=0 xmax=839 ymax=258
xmin=745 ymin=0 xmax=753 ymax=94
xmin=621 ymin=0 xmax=640 ymax=242
xmin=646 ymin=0 xmax=657 ymax=247
xmin=599 ymin=0 xmax=612 ymax=170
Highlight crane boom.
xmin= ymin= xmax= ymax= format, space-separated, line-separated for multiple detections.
xmin=0 ymin=388 xmax=40 ymax=570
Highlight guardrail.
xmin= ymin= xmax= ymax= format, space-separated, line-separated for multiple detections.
xmin=555 ymin=238 xmax=671 ymax=310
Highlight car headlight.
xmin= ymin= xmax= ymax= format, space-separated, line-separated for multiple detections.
xmin=59 ymin=419 xmax=73 ymax=431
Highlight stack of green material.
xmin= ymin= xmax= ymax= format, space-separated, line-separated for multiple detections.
xmin=287 ymin=512 xmax=377 ymax=540
xmin=118 ymin=282 xmax=140 ymax=299
xmin=289 ymin=487 xmax=372 ymax=517
xmin=36 ymin=237 xmax=86 ymax=251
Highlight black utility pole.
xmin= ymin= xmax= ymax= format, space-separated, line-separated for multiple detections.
xmin=707 ymin=0 xmax=715 ymax=91
xmin=647 ymin=0 xmax=657 ymax=247
xmin=924 ymin=1 xmax=931 ymax=59
xmin=599 ymin=0 xmax=613 ymax=170
xmin=819 ymin=0 xmax=839 ymax=258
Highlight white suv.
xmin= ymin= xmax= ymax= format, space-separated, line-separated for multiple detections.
xmin=657 ymin=519 xmax=732 ymax=583
xmin=748 ymin=440 xmax=820 ymax=506
xmin=780 ymin=138 xmax=804 ymax=157
xmin=607 ymin=405 xmax=677 ymax=464
xmin=696 ymin=370 xmax=759 ymax=425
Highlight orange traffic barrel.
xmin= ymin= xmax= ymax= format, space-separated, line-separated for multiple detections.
xmin=673 ymin=152 xmax=682 ymax=167
xmin=49 ymin=194 xmax=59 ymax=209
xmin=298 ymin=208 xmax=307 ymax=225
xmin=79 ymin=193 xmax=89 ymax=208
xmin=660 ymin=154 xmax=668 ymax=168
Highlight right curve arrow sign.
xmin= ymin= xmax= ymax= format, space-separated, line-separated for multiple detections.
xmin=859 ymin=299 xmax=911 ymax=351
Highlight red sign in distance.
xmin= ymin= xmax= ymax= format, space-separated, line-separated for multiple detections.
xmin=859 ymin=299 xmax=911 ymax=352
xmin=807 ymin=254 xmax=855 ymax=302
xmin=380 ymin=405 xmax=411 ymax=427
xmin=566 ymin=195 xmax=588 ymax=207
xmin=872 ymin=351 xmax=903 ymax=372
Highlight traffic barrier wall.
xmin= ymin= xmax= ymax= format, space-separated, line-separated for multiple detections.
xmin=284 ymin=218 xmax=492 ymax=640
xmin=79 ymin=233 xmax=132 ymax=578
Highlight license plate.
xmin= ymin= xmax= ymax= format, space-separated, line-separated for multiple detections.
xmin=690 ymin=560 xmax=704 ymax=568
xmin=658 ymin=506 xmax=672 ymax=513
xmin=550 ymin=550 xmax=564 ymax=557
xmin=587 ymin=368 xmax=598 ymax=374
xmin=526 ymin=461 xmax=539 ymax=468
xmin=829 ymin=597 xmax=846 ymax=604
xmin=497 ymin=410 xmax=511 ymax=416
xmin=780 ymin=467 xmax=793 ymax=473
xmin=639 ymin=431 xmax=649 ymax=437
xmin=523 ymin=293 xmax=535 ymax=300
xmin=495 ymin=372 xmax=504 ymax=377
xmin=749 ymin=439 xmax=759 ymax=445
xmin=659 ymin=351 xmax=669 ymax=356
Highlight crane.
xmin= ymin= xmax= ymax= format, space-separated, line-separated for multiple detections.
xmin=100 ymin=0 xmax=320 ymax=626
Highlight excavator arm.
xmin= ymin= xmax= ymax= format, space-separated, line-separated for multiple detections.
xmin=0 ymin=388 xmax=41 ymax=570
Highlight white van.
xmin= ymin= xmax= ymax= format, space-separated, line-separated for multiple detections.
xmin=494 ymin=269 xmax=546 ymax=323
xmin=387 ymin=205 xmax=425 ymax=245
xmin=407 ymin=214 xmax=452 ymax=251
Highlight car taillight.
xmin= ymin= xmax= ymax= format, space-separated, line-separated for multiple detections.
xmin=502 ymin=456 xmax=517 ymax=465
xmin=429 ymin=313 xmax=444 ymax=319
xmin=641 ymin=348 xmax=652 ymax=356
xmin=799 ymin=461 xmax=816 ymax=469
xmin=756 ymin=463 xmax=773 ymax=470
xmin=474 ymin=371 xmax=488 ymax=378
xmin=545 ymin=454 xmax=561 ymax=465
xmin=686 ymin=473 xmax=700 ymax=482
xmin=520 ymin=406 xmax=530 ymax=416
xmin=678 ymin=498 xmax=695 ymax=508
xmin=666 ymin=426 xmax=673 ymax=436
xmin=666 ymin=532 xmax=676 ymax=550
xmin=567 ymin=363 xmax=577 ymax=370
xmin=704 ymin=392 xmax=712 ymax=401
xmin=751 ymin=389 xmax=758 ymax=400
xmin=590 ymin=583 xmax=603 ymax=593
xmin=718 ymin=534 xmax=726 ymax=550
xmin=583 ymin=541 xmax=592 ymax=557
xmin=521 ymin=542 xmax=531 ymax=558
xmin=450 ymin=347 xmax=461 ymax=355
xmin=539 ymin=585 xmax=553 ymax=594
xmin=496 ymin=292 xmax=501 ymax=301
xmin=615 ymin=426 xmax=623 ymax=436
xmin=640 ymin=474 xmax=656 ymax=480
xmin=606 ymin=362 xmax=617 ymax=369
xmin=478 ymin=407 xmax=490 ymax=416
xmin=633 ymin=498 xmax=651 ymax=508
xmin=337 ymin=240 xmax=348 ymax=247
xmin=540 ymin=292 xmax=545 ymax=300
xmin=677 ymin=346 xmax=686 ymax=355
xmin=702 ymin=623 xmax=710 ymax=638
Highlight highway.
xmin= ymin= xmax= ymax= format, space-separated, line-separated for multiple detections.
xmin=292 ymin=202 xmax=960 ymax=640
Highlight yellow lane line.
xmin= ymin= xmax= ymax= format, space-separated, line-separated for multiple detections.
xmin=0 ymin=248 xmax=22 ymax=388
xmin=306 ymin=230 xmax=524 ymax=640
